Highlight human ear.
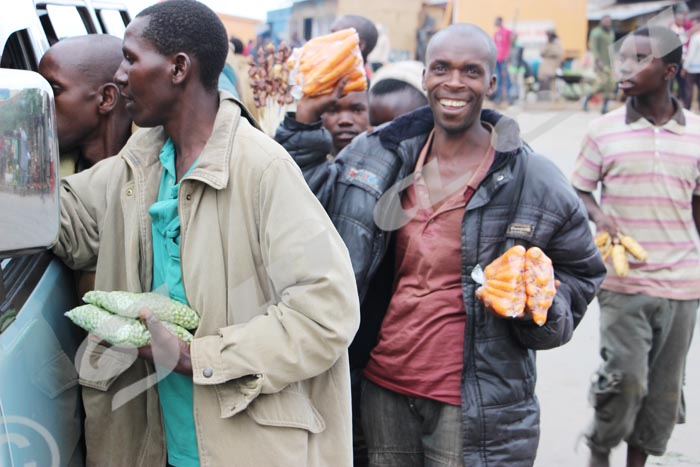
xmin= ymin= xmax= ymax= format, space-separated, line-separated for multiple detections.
xmin=98 ymin=83 xmax=119 ymax=114
xmin=486 ymin=72 xmax=497 ymax=96
xmin=666 ymin=63 xmax=679 ymax=81
xmin=172 ymin=53 xmax=191 ymax=85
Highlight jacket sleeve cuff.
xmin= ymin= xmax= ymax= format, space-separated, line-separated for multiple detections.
xmin=283 ymin=112 xmax=323 ymax=131
xmin=190 ymin=334 xmax=228 ymax=385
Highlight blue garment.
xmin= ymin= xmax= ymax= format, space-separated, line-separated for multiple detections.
xmin=219 ymin=64 xmax=240 ymax=99
xmin=149 ymin=138 xmax=199 ymax=467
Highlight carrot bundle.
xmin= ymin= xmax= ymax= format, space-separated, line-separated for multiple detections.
xmin=286 ymin=28 xmax=368 ymax=97
xmin=475 ymin=245 xmax=557 ymax=326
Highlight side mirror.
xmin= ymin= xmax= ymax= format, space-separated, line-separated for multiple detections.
xmin=0 ymin=69 xmax=59 ymax=257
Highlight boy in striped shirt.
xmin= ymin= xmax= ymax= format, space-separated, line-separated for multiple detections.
xmin=573 ymin=26 xmax=700 ymax=467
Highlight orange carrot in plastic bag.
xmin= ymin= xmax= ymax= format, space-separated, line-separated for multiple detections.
xmin=476 ymin=245 xmax=527 ymax=318
xmin=475 ymin=245 xmax=557 ymax=326
xmin=287 ymin=28 xmax=368 ymax=98
xmin=523 ymin=247 xmax=556 ymax=326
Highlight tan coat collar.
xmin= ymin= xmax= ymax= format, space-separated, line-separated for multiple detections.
xmin=120 ymin=92 xmax=259 ymax=190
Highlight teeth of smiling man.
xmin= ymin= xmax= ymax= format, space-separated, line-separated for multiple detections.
xmin=439 ymin=99 xmax=466 ymax=107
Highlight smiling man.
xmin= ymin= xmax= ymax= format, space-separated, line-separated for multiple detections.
xmin=284 ymin=23 xmax=605 ymax=467
xmin=52 ymin=1 xmax=360 ymax=466
xmin=573 ymin=26 xmax=700 ymax=467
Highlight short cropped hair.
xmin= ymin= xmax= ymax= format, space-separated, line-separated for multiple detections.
xmin=335 ymin=15 xmax=378 ymax=56
xmin=137 ymin=0 xmax=228 ymax=89
xmin=370 ymin=78 xmax=427 ymax=106
xmin=230 ymin=37 xmax=244 ymax=54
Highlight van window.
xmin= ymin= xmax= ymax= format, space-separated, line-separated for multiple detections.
xmin=0 ymin=30 xmax=39 ymax=71
xmin=36 ymin=4 xmax=96 ymax=44
xmin=96 ymin=9 xmax=129 ymax=38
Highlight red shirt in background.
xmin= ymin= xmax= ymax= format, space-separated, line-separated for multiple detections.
xmin=364 ymin=128 xmax=495 ymax=406
xmin=494 ymin=26 xmax=512 ymax=63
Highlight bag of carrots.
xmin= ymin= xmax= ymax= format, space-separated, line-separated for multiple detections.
xmin=473 ymin=245 xmax=557 ymax=326
xmin=287 ymin=28 xmax=368 ymax=97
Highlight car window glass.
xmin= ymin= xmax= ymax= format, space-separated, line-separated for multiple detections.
xmin=97 ymin=9 xmax=127 ymax=38
xmin=46 ymin=5 xmax=88 ymax=40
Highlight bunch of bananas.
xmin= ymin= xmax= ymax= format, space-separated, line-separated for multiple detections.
xmin=595 ymin=231 xmax=648 ymax=277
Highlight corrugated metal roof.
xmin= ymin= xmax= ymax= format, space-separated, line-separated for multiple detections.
xmin=588 ymin=0 xmax=682 ymax=21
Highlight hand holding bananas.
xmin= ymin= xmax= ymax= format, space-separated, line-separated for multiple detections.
xmin=594 ymin=231 xmax=648 ymax=277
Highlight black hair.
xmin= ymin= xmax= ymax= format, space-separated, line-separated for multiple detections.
xmin=136 ymin=0 xmax=228 ymax=89
xmin=632 ymin=26 xmax=683 ymax=66
xmin=230 ymin=37 xmax=244 ymax=54
xmin=370 ymin=78 xmax=427 ymax=106
xmin=334 ymin=15 xmax=378 ymax=58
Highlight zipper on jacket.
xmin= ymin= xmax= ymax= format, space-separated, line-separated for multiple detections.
xmin=177 ymin=179 xmax=193 ymax=311
xmin=122 ymin=153 xmax=154 ymax=292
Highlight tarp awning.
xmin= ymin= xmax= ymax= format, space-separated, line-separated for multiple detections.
xmin=588 ymin=0 xmax=682 ymax=21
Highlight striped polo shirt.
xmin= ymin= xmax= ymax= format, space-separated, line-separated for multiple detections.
xmin=572 ymin=99 xmax=700 ymax=301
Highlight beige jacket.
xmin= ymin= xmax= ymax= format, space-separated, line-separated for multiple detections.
xmin=54 ymin=94 xmax=360 ymax=466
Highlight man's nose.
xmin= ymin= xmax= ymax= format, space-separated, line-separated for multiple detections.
xmin=113 ymin=60 xmax=127 ymax=87
xmin=337 ymin=111 xmax=354 ymax=126
xmin=445 ymin=70 xmax=465 ymax=88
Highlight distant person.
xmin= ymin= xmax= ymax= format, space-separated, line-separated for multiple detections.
xmin=493 ymin=16 xmax=513 ymax=105
xmin=369 ymin=60 xmax=428 ymax=126
xmin=367 ymin=22 xmax=390 ymax=72
xmin=39 ymin=34 xmax=131 ymax=176
xmin=289 ymin=30 xmax=303 ymax=48
xmin=18 ymin=128 xmax=29 ymax=191
xmin=573 ymin=26 xmax=700 ymax=467
xmin=332 ymin=15 xmax=379 ymax=79
xmin=538 ymin=29 xmax=564 ymax=100
xmin=244 ymin=38 xmax=253 ymax=56
xmin=584 ymin=15 xmax=615 ymax=113
xmin=682 ymin=26 xmax=700 ymax=109
xmin=227 ymin=36 xmax=259 ymax=121
xmin=670 ymin=11 xmax=691 ymax=104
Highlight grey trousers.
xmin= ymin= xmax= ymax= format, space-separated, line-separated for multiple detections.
xmin=585 ymin=290 xmax=698 ymax=456
xmin=360 ymin=379 xmax=464 ymax=467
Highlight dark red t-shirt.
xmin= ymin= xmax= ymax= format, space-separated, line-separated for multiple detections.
xmin=364 ymin=129 xmax=495 ymax=406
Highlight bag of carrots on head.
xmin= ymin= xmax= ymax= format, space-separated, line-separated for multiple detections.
xmin=286 ymin=28 xmax=368 ymax=97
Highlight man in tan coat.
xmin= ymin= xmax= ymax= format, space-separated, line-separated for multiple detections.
xmin=53 ymin=1 xmax=359 ymax=466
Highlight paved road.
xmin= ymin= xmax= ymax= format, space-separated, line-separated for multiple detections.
xmin=505 ymin=108 xmax=700 ymax=467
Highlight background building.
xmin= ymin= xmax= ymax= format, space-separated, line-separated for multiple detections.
xmin=218 ymin=14 xmax=262 ymax=43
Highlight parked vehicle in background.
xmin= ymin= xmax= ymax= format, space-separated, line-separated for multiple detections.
xmin=0 ymin=1 xmax=129 ymax=465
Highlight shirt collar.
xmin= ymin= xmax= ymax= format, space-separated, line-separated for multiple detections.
xmin=158 ymin=138 xmax=177 ymax=183
xmin=625 ymin=97 xmax=686 ymax=134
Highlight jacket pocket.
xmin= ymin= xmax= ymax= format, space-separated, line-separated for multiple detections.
xmin=588 ymin=368 xmax=622 ymax=422
xmin=77 ymin=340 xmax=137 ymax=391
xmin=246 ymin=386 xmax=326 ymax=434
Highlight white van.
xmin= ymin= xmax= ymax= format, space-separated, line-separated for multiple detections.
xmin=0 ymin=2 xmax=129 ymax=466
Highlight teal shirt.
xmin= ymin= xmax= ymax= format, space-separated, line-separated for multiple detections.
xmin=149 ymin=138 xmax=199 ymax=467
